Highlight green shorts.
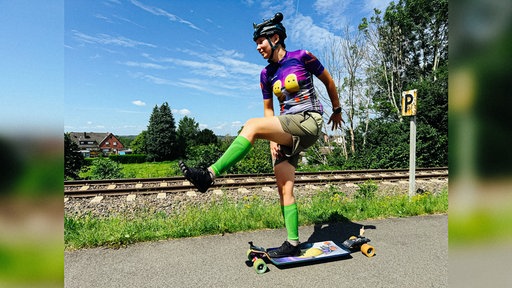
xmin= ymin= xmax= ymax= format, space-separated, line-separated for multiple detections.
xmin=274 ymin=111 xmax=324 ymax=168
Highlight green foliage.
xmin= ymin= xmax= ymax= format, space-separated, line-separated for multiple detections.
xmin=108 ymin=154 xmax=147 ymax=164
xmin=120 ymin=161 xmax=179 ymax=178
xmin=355 ymin=181 xmax=378 ymax=200
xmin=304 ymin=142 xmax=329 ymax=167
xmin=176 ymin=116 xmax=199 ymax=158
xmin=146 ymin=102 xmax=178 ymax=161
xmin=350 ymin=0 xmax=448 ymax=169
xmin=196 ymin=128 xmax=218 ymax=145
xmin=64 ymin=133 xmax=84 ymax=180
xmin=116 ymin=135 xmax=135 ymax=148
xmin=177 ymin=116 xmax=219 ymax=159
xmin=86 ymin=157 xmax=124 ymax=180
xmin=231 ymin=139 xmax=273 ymax=174
xmin=185 ymin=144 xmax=223 ymax=168
xmin=130 ymin=130 xmax=147 ymax=155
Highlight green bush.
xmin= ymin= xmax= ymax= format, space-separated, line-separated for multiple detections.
xmin=355 ymin=180 xmax=378 ymax=200
xmin=231 ymin=139 xmax=273 ymax=174
xmin=109 ymin=154 xmax=147 ymax=164
xmin=185 ymin=144 xmax=223 ymax=168
xmin=87 ymin=157 xmax=124 ymax=180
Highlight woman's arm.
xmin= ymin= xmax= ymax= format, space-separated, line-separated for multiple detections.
xmin=317 ymin=69 xmax=343 ymax=130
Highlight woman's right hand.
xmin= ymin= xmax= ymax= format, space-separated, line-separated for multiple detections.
xmin=270 ymin=141 xmax=282 ymax=159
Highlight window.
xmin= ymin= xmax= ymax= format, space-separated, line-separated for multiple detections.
xmin=113 ymin=142 xmax=117 ymax=146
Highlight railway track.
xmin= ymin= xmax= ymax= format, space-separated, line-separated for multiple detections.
xmin=64 ymin=167 xmax=448 ymax=198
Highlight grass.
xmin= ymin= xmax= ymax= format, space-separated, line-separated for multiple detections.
xmin=79 ymin=161 xmax=180 ymax=179
xmin=120 ymin=161 xmax=180 ymax=178
xmin=64 ymin=184 xmax=448 ymax=250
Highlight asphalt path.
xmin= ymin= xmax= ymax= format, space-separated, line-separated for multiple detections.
xmin=65 ymin=214 xmax=447 ymax=288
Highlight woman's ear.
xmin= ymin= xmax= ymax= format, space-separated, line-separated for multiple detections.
xmin=271 ymin=34 xmax=280 ymax=45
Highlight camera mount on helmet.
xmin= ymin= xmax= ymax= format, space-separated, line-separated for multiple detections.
xmin=252 ymin=12 xmax=283 ymax=30
xmin=252 ymin=12 xmax=286 ymax=41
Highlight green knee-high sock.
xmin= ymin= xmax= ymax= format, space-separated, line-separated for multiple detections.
xmin=283 ymin=203 xmax=299 ymax=243
xmin=210 ymin=136 xmax=252 ymax=177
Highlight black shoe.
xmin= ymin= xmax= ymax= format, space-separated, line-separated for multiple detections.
xmin=179 ymin=161 xmax=214 ymax=193
xmin=267 ymin=241 xmax=301 ymax=258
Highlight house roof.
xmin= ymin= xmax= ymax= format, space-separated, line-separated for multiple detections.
xmin=68 ymin=132 xmax=111 ymax=146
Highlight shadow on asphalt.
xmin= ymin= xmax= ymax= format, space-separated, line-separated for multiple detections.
xmin=306 ymin=212 xmax=377 ymax=246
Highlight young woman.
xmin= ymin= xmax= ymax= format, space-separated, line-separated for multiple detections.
xmin=179 ymin=12 xmax=342 ymax=257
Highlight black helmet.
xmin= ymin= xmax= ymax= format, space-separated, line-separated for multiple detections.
xmin=253 ymin=12 xmax=287 ymax=42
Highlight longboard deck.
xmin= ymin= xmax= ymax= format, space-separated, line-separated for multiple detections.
xmin=250 ymin=241 xmax=351 ymax=266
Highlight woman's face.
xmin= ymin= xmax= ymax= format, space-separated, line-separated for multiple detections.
xmin=255 ymin=36 xmax=271 ymax=59
xmin=255 ymin=35 xmax=278 ymax=59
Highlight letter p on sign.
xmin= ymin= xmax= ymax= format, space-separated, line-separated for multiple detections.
xmin=401 ymin=89 xmax=417 ymax=116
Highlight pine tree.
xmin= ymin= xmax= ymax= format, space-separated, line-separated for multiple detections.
xmin=146 ymin=102 xmax=178 ymax=161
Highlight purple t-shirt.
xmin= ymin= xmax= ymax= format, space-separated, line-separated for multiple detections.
xmin=260 ymin=50 xmax=325 ymax=115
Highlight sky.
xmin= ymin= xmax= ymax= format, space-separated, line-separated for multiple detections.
xmin=1 ymin=0 xmax=393 ymax=137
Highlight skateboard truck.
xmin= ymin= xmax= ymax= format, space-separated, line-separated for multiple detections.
xmin=248 ymin=241 xmax=266 ymax=253
xmin=341 ymin=226 xmax=375 ymax=257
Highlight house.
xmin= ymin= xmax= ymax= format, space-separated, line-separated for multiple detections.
xmin=68 ymin=132 xmax=125 ymax=157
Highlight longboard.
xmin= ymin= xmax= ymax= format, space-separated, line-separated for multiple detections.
xmin=247 ymin=227 xmax=375 ymax=274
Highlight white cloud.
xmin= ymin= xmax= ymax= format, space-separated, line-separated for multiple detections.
xmin=130 ymin=0 xmax=203 ymax=32
xmin=218 ymin=57 xmax=262 ymax=77
xmin=313 ymin=0 xmax=350 ymax=30
xmin=134 ymin=73 xmax=173 ymax=85
xmin=132 ymin=100 xmax=146 ymax=106
xmin=72 ymin=31 xmax=156 ymax=48
xmin=231 ymin=121 xmax=243 ymax=127
xmin=121 ymin=61 xmax=167 ymax=69
xmin=289 ymin=14 xmax=341 ymax=52
xmin=175 ymin=109 xmax=191 ymax=116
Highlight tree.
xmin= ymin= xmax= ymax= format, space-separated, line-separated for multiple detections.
xmin=355 ymin=0 xmax=448 ymax=168
xmin=130 ymin=130 xmax=147 ymax=154
xmin=146 ymin=102 xmax=178 ymax=161
xmin=360 ymin=0 xmax=448 ymax=122
xmin=176 ymin=116 xmax=199 ymax=158
xmin=197 ymin=128 xmax=218 ymax=146
xmin=339 ymin=26 xmax=368 ymax=155
xmin=64 ymin=133 xmax=84 ymax=180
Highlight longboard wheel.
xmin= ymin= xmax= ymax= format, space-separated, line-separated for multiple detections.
xmin=246 ymin=249 xmax=253 ymax=260
xmin=361 ymin=243 xmax=375 ymax=257
xmin=253 ymin=258 xmax=267 ymax=274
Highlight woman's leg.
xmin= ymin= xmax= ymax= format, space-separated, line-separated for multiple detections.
xmin=209 ymin=116 xmax=293 ymax=176
xmin=180 ymin=116 xmax=293 ymax=192
xmin=275 ymin=160 xmax=299 ymax=243
xmin=239 ymin=117 xmax=293 ymax=146
xmin=267 ymin=160 xmax=301 ymax=257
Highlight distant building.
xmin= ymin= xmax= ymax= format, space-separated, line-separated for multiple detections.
xmin=68 ymin=132 xmax=125 ymax=157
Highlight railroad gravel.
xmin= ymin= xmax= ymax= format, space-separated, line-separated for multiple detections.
xmin=64 ymin=180 xmax=447 ymax=218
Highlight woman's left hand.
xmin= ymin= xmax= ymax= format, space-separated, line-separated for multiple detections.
xmin=327 ymin=112 xmax=343 ymax=130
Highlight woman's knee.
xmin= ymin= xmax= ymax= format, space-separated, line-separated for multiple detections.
xmin=240 ymin=118 xmax=261 ymax=140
